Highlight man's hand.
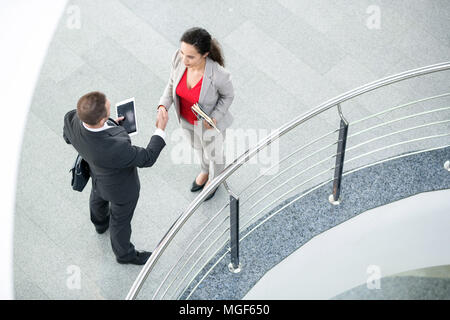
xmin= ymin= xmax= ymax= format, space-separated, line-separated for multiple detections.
xmin=115 ymin=116 xmax=125 ymax=125
xmin=203 ymin=118 xmax=217 ymax=130
xmin=156 ymin=106 xmax=168 ymax=131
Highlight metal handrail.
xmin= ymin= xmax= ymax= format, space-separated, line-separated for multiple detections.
xmin=350 ymin=92 xmax=450 ymax=126
xmin=126 ymin=61 xmax=450 ymax=300
xmin=348 ymin=106 xmax=450 ymax=139
xmin=347 ymin=118 xmax=450 ymax=153
xmin=345 ymin=133 xmax=450 ymax=165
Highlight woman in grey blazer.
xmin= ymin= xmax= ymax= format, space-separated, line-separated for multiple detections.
xmin=158 ymin=27 xmax=234 ymax=201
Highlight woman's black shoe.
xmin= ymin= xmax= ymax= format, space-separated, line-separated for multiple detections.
xmin=191 ymin=179 xmax=206 ymax=192
xmin=204 ymin=187 xmax=218 ymax=201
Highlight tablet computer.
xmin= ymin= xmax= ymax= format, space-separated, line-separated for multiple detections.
xmin=115 ymin=98 xmax=138 ymax=136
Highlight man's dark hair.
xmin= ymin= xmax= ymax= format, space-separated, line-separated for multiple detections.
xmin=77 ymin=91 xmax=107 ymax=125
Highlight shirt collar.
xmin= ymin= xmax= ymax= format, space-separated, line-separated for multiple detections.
xmin=82 ymin=121 xmax=113 ymax=132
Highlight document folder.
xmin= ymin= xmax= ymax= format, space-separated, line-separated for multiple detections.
xmin=191 ymin=103 xmax=221 ymax=134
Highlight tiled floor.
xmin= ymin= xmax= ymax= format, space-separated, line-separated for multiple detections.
xmin=14 ymin=0 xmax=450 ymax=299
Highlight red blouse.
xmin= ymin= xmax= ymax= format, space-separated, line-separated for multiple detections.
xmin=176 ymin=69 xmax=203 ymax=125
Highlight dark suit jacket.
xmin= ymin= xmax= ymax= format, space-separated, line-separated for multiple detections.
xmin=63 ymin=110 xmax=166 ymax=203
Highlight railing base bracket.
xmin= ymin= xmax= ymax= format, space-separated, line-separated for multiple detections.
xmin=228 ymin=263 xmax=242 ymax=274
xmin=328 ymin=194 xmax=341 ymax=205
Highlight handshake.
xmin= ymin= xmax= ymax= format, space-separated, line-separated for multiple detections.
xmin=156 ymin=105 xmax=169 ymax=131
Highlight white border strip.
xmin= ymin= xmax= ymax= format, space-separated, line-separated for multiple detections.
xmin=0 ymin=0 xmax=68 ymax=299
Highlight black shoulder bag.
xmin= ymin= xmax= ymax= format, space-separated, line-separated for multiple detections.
xmin=70 ymin=154 xmax=90 ymax=192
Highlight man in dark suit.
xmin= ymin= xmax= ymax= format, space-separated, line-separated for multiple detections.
xmin=63 ymin=91 xmax=168 ymax=265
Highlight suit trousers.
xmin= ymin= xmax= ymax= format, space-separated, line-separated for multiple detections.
xmin=89 ymin=183 xmax=138 ymax=261
xmin=180 ymin=118 xmax=227 ymax=181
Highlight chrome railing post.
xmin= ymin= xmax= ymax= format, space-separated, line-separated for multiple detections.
xmin=223 ymin=181 xmax=242 ymax=273
xmin=329 ymin=104 xmax=349 ymax=205
xmin=228 ymin=193 xmax=241 ymax=273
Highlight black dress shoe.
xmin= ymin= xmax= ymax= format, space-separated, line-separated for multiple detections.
xmin=95 ymin=210 xmax=111 ymax=234
xmin=95 ymin=224 xmax=109 ymax=234
xmin=204 ymin=187 xmax=218 ymax=201
xmin=116 ymin=251 xmax=152 ymax=265
xmin=191 ymin=179 xmax=207 ymax=192
xmin=95 ymin=220 xmax=110 ymax=234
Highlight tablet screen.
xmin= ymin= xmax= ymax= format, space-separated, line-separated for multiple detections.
xmin=116 ymin=99 xmax=138 ymax=136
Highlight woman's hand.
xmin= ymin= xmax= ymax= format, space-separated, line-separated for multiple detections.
xmin=203 ymin=118 xmax=217 ymax=130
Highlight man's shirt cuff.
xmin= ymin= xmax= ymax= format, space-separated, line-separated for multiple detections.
xmin=154 ymin=128 xmax=166 ymax=142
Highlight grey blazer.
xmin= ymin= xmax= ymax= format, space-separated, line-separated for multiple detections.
xmin=159 ymin=49 xmax=234 ymax=131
